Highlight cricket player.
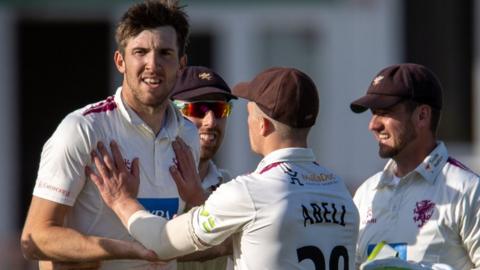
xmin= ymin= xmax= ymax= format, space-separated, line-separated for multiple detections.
xmin=87 ymin=67 xmax=360 ymax=269
xmin=171 ymin=66 xmax=237 ymax=270
xmin=350 ymin=63 xmax=480 ymax=269
xmin=21 ymin=1 xmax=199 ymax=269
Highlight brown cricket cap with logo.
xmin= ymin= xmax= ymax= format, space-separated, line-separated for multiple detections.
xmin=233 ymin=67 xmax=319 ymax=128
xmin=171 ymin=66 xmax=237 ymax=101
xmin=350 ymin=63 xmax=443 ymax=113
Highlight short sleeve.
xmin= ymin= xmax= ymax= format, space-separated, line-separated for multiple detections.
xmin=33 ymin=112 xmax=97 ymax=206
xmin=191 ymin=177 xmax=256 ymax=246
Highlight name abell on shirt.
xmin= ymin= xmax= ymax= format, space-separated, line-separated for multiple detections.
xmin=300 ymin=172 xmax=348 ymax=227
xmin=302 ymin=202 xmax=347 ymax=227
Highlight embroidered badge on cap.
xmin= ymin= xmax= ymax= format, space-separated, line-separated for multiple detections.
xmin=372 ymin=75 xmax=384 ymax=86
xmin=198 ymin=72 xmax=212 ymax=80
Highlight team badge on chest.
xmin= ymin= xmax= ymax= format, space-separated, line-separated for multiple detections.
xmin=413 ymin=200 xmax=435 ymax=228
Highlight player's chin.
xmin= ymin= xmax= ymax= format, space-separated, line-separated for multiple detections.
xmin=200 ymin=147 xmax=218 ymax=161
xmin=378 ymin=145 xmax=398 ymax=159
xmin=142 ymin=94 xmax=169 ymax=107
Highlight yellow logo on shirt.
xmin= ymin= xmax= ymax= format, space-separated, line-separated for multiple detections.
xmin=199 ymin=207 xmax=216 ymax=233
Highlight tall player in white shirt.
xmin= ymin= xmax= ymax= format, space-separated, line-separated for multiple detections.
xmin=350 ymin=63 xmax=480 ymax=269
xmin=87 ymin=67 xmax=360 ymax=269
xmin=21 ymin=1 xmax=199 ymax=269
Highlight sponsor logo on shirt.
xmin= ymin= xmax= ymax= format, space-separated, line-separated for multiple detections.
xmin=123 ymin=159 xmax=132 ymax=171
xmin=37 ymin=181 xmax=71 ymax=197
xmin=362 ymin=207 xmax=376 ymax=225
xmin=301 ymin=173 xmax=336 ymax=183
xmin=198 ymin=206 xmax=216 ymax=233
xmin=413 ymin=200 xmax=435 ymax=228
xmin=425 ymin=153 xmax=443 ymax=172
xmin=280 ymin=165 xmax=304 ymax=186
xmin=138 ymin=198 xmax=179 ymax=220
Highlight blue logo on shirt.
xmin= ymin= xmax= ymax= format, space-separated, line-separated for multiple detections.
xmin=138 ymin=198 xmax=179 ymax=220
xmin=367 ymin=242 xmax=407 ymax=260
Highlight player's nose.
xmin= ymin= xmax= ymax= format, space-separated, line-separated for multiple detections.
xmin=368 ymin=114 xmax=382 ymax=132
xmin=202 ymin=111 xmax=217 ymax=127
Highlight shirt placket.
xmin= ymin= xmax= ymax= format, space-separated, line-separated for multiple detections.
xmin=154 ymin=137 xmax=170 ymax=183
xmin=137 ymin=123 xmax=157 ymax=189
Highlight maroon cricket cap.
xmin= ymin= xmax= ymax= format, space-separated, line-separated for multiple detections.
xmin=350 ymin=63 xmax=443 ymax=113
xmin=171 ymin=66 xmax=237 ymax=101
xmin=233 ymin=67 xmax=319 ymax=128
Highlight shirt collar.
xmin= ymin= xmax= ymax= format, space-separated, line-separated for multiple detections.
xmin=202 ymin=161 xmax=223 ymax=190
xmin=114 ymin=87 xmax=184 ymax=139
xmin=375 ymin=141 xmax=448 ymax=189
xmin=255 ymin=147 xmax=316 ymax=174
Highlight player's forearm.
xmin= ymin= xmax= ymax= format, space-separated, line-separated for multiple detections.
xmin=178 ymin=237 xmax=232 ymax=262
xmin=185 ymin=191 xmax=208 ymax=207
xmin=110 ymin=198 xmax=145 ymax=228
xmin=39 ymin=260 xmax=102 ymax=270
xmin=127 ymin=209 xmax=208 ymax=260
xmin=21 ymin=225 xmax=142 ymax=262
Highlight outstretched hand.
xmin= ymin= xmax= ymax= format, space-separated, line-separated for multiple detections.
xmin=169 ymin=137 xmax=206 ymax=206
xmin=86 ymin=140 xmax=144 ymax=227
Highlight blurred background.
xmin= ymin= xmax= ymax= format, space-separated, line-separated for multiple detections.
xmin=0 ymin=0 xmax=477 ymax=268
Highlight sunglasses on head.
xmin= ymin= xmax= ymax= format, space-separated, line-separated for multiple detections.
xmin=173 ymin=100 xmax=233 ymax=118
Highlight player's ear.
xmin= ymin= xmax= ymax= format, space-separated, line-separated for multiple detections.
xmin=260 ymin=117 xmax=274 ymax=137
xmin=114 ymin=50 xmax=125 ymax=74
xmin=414 ymin=104 xmax=431 ymax=130
xmin=179 ymin=54 xmax=187 ymax=69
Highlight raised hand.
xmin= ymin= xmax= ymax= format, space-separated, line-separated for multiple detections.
xmin=86 ymin=140 xmax=144 ymax=227
xmin=169 ymin=137 xmax=206 ymax=206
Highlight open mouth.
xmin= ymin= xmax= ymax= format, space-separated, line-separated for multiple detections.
xmin=378 ymin=133 xmax=390 ymax=142
xmin=142 ymin=77 xmax=162 ymax=87
xmin=199 ymin=132 xmax=218 ymax=146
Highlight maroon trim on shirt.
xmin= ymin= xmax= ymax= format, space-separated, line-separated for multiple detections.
xmin=259 ymin=162 xmax=283 ymax=174
xmin=83 ymin=96 xmax=117 ymax=116
xmin=447 ymin=157 xmax=476 ymax=175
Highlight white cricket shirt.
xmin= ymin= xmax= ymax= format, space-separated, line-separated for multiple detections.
xmin=177 ymin=161 xmax=233 ymax=270
xmin=33 ymin=87 xmax=200 ymax=270
xmin=201 ymin=160 xmax=232 ymax=194
xmin=354 ymin=142 xmax=480 ymax=270
xmin=191 ymin=148 xmax=359 ymax=270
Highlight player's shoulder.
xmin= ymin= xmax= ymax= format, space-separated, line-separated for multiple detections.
xmin=353 ymin=171 xmax=383 ymax=199
xmin=443 ymin=156 xmax=480 ymax=189
xmin=80 ymin=95 xmax=119 ymax=120
xmin=67 ymin=96 xmax=119 ymax=127
xmin=207 ymin=175 xmax=255 ymax=208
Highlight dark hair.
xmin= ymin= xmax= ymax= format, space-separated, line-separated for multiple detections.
xmin=115 ymin=0 xmax=190 ymax=57
xmin=403 ymin=100 xmax=441 ymax=135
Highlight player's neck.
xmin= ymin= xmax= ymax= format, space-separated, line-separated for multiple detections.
xmin=198 ymin=159 xmax=210 ymax=182
xmin=262 ymin=137 xmax=308 ymax=156
xmin=393 ymin=137 xmax=437 ymax=177
xmin=121 ymin=90 xmax=168 ymax=135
